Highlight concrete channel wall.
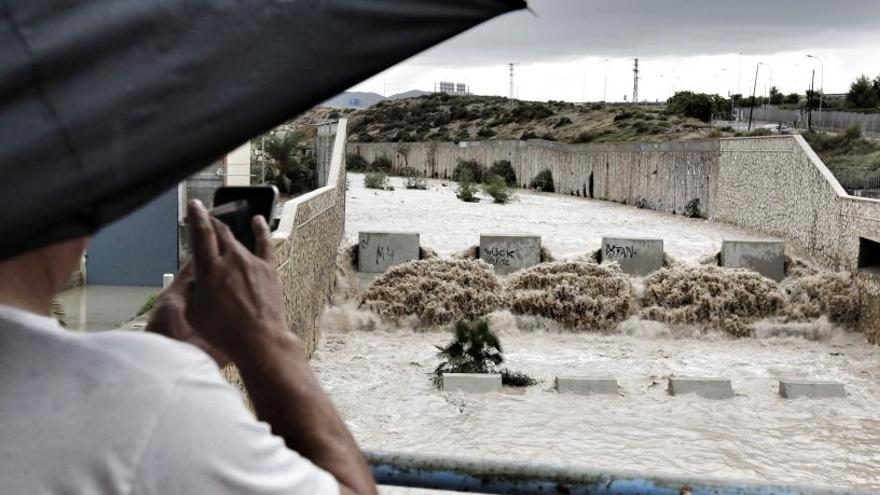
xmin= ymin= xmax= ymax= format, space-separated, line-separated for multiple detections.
xmin=223 ymin=120 xmax=347 ymax=401
xmin=272 ymin=119 xmax=348 ymax=356
xmin=348 ymin=136 xmax=880 ymax=342
xmin=348 ymin=139 xmax=717 ymax=217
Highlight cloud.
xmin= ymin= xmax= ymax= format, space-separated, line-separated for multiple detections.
xmin=407 ymin=0 xmax=880 ymax=66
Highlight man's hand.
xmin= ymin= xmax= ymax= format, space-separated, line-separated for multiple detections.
xmin=146 ymin=261 xmax=229 ymax=367
xmin=183 ymin=199 xmax=296 ymax=364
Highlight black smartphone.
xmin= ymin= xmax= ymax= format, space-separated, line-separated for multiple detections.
xmin=210 ymin=185 xmax=278 ymax=253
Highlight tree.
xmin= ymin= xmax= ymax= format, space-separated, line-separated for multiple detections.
xmin=846 ymin=74 xmax=880 ymax=109
xmin=769 ymin=86 xmax=784 ymax=105
xmin=261 ymin=131 xmax=316 ymax=194
xmin=666 ymin=91 xmax=715 ymax=122
xmin=784 ymin=93 xmax=800 ymax=105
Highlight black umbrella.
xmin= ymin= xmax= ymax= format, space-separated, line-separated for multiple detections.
xmin=0 ymin=0 xmax=526 ymax=260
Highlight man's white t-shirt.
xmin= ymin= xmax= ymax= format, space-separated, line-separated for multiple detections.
xmin=0 ymin=304 xmax=338 ymax=494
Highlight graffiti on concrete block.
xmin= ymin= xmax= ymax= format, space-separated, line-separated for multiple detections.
xmin=605 ymin=244 xmax=637 ymax=259
xmin=374 ymin=245 xmax=396 ymax=264
xmin=484 ymin=246 xmax=516 ymax=267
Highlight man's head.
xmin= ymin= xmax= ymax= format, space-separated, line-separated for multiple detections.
xmin=0 ymin=237 xmax=89 ymax=314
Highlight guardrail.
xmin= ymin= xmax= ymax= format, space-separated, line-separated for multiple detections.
xmin=365 ymin=451 xmax=868 ymax=495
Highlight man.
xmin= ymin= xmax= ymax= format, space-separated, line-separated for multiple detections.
xmin=0 ymin=199 xmax=376 ymax=495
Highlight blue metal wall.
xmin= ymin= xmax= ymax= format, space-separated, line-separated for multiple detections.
xmin=87 ymin=188 xmax=178 ymax=286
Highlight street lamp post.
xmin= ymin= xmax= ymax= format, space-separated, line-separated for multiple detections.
xmin=748 ymin=62 xmax=762 ymax=131
xmin=807 ymin=54 xmax=824 ymax=128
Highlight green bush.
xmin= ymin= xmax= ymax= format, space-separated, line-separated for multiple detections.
xmin=456 ymin=169 xmax=479 ymax=202
xmin=477 ymin=127 xmax=496 ymax=138
xmin=347 ymin=154 xmax=369 ymax=172
xmin=371 ymin=155 xmax=392 ymax=172
xmin=529 ymin=168 xmax=554 ymax=192
xmin=683 ymin=198 xmax=702 ymax=218
xmin=553 ymin=116 xmax=573 ymax=128
xmin=489 ymin=160 xmax=517 ymax=186
xmin=482 ymin=174 xmax=512 ymax=204
xmin=402 ymin=167 xmax=428 ymax=190
xmin=453 ymin=159 xmax=484 ymax=183
xmin=501 ymin=369 xmax=538 ymax=387
xmin=364 ymin=171 xmax=393 ymax=190
xmin=432 ymin=319 xmax=536 ymax=388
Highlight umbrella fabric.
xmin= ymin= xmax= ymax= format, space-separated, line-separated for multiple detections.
xmin=0 ymin=0 xmax=525 ymax=260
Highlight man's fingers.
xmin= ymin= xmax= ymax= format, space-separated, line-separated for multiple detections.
xmin=210 ymin=217 xmax=237 ymax=256
xmin=187 ymin=200 xmax=219 ymax=271
xmin=253 ymin=215 xmax=275 ymax=262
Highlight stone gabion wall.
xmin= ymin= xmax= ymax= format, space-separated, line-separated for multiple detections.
xmin=716 ymin=135 xmax=880 ymax=342
xmin=348 ymin=139 xmax=718 ymax=217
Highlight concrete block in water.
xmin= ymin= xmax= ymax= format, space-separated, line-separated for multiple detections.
xmin=358 ymin=232 xmax=420 ymax=273
xmin=668 ymin=377 xmax=734 ymax=399
xmin=479 ymin=235 xmax=541 ymax=275
xmin=556 ymin=376 xmax=618 ymax=395
xmin=601 ymin=237 xmax=664 ymax=277
xmin=721 ymin=240 xmax=785 ymax=281
xmin=779 ymin=380 xmax=846 ymax=399
xmin=442 ymin=373 xmax=502 ymax=393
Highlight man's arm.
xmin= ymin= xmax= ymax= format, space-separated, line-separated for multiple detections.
xmin=180 ymin=199 xmax=376 ymax=495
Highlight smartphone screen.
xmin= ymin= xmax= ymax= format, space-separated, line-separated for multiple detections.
xmin=210 ymin=186 xmax=278 ymax=253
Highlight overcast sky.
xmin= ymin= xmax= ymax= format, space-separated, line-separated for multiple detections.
xmin=349 ymin=0 xmax=880 ymax=102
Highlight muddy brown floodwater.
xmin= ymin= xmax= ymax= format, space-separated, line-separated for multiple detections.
xmin=313 ymin=310 xmax=880 ymax=492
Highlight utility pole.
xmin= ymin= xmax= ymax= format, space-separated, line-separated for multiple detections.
xmin=603 ymin=58 xmax=608 ymax=103
xmin=748 ymin=62 xmax=761 ymax=131
xmin=632 ymin=58 xmax=639 ymax=105
xmin=508 ymin=63 xmax=515 ymax=100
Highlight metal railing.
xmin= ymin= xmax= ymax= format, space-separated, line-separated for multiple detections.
xmin=366 ymin=451 xmax=868 ymax=495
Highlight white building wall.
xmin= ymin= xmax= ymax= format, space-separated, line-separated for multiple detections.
xmin=225 ymin=142 xmax=251 ymax=186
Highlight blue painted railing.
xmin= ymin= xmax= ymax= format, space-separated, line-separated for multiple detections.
xmin=365 ymin=451 xmax=867 ymax=495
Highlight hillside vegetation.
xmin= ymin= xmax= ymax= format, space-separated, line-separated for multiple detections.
xmin=347 ymin=93 xmax=729 ymax=144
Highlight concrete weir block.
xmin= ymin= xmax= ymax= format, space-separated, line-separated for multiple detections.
xmin=358 ymin=232 xmax=420 ymax=273
xmin=556 ymin=376 xmax=618 ymax=395
xmin=479 ymin=235 xmax=541 ymax=275
xmin=442 ymin=373 xmax=502 ymax=393
xmin=601 ymin=237 xmax=664 ymax=277
xmin=668 ymin=377 xmax=734 ymax=399
xmin=779 ymin=381 xmax=847 ymax=399
xmin=721 ymin=240 xmax=785 ymax=281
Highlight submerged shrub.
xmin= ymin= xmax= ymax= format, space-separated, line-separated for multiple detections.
xmin=641 ymin=265 xmax=785 ymax=337
xmin=402 ymin=167 xmax=428 ymax=190
xmin=456 ymin=169 xmax=480 ymax=202
xmin=489 ymin=160 xmax=517 ymax=186
xmin=482 ymin=174 xmax=512 ymax=204
xmin=347 ymin=154 xmax=369 ymax=172
xmin=371 ymin=155 xmax=393 ymax=172
xmin=529 ymin=168 xmax=554 ymax=192
xmin=364 ymin=171 xmax=392 ymax=190
xmin=501 ymin=369 xmax=539 ymax=387
xmin=683 ymin=198 xmax=701 ymax=218
xmin=783 ymin=273 xmax=860 ymax=324
xmin=361 ymin=259 xmax=504 ymax=326
xmin=507 ymin=261 xmax=633 ymax=331
xmin=453 ymin=159 xmax=484 ymax=183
